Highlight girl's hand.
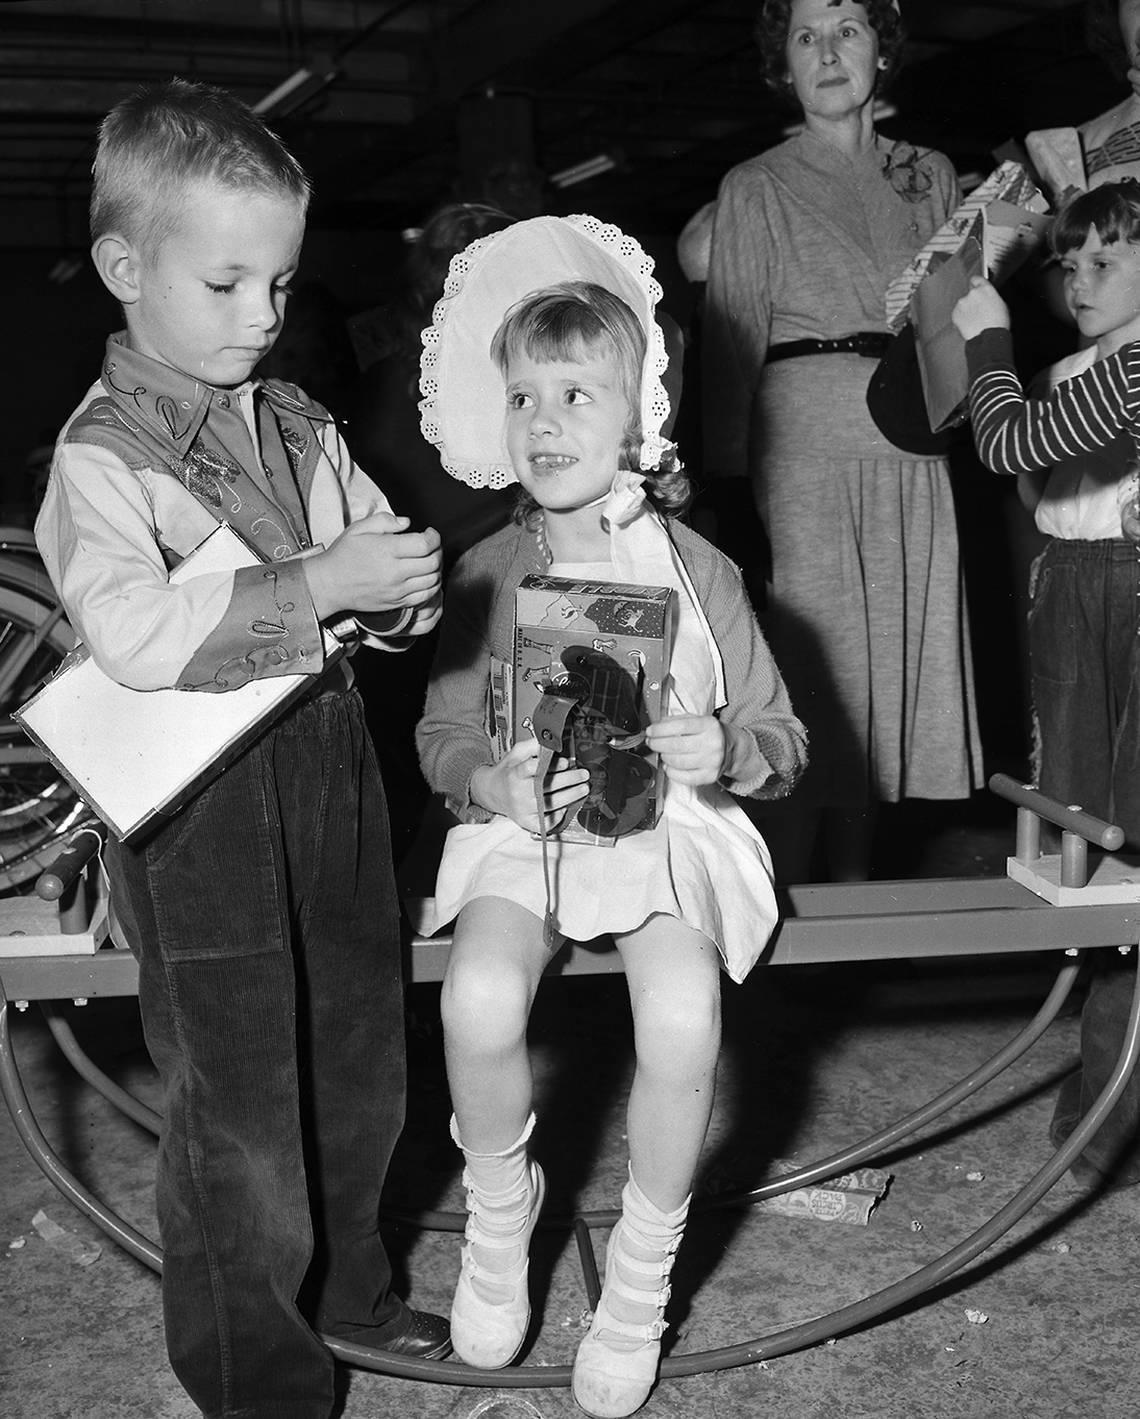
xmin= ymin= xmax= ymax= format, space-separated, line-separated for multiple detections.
xmin=951 ymin=276 xmax=1010 ymax=341
xmin=645 ymin=714 xmax=726 ymax=786
xmin=470 ymin=740 xmax=590 ymax=833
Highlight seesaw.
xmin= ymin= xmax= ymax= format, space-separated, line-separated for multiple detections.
xmin=2 ymin=773 xmax=1138 ymax=1390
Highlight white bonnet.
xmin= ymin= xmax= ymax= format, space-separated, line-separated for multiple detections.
xmin=418 ymin=214 xmax=672 ymax=489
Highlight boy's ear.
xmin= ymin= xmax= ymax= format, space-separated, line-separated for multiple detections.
xmin=91 ymin=233 xmax=142 ymax=305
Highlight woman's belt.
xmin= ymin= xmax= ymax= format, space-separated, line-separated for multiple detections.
xmin=766 ymin=332 xmax=889 ymax=364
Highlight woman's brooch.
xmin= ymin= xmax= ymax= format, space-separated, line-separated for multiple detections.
xmin=882 ymin=144 xmax=934 ymax=204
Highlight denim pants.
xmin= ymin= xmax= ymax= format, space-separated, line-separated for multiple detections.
xmin=1031 ymin=538 xmax=1140 ymax=1183
xmin=108 ymin=687 xmax=409 ymax=1418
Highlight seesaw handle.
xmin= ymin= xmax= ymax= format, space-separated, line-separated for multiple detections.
xmin=989 ymin=773 xmax=1125 ymax=851
xmin=36 ymin=827 xmax=104 ymax=903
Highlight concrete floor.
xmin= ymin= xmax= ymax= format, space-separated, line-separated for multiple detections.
xmin=4 ymin=795 xmax=1140 ymax=1419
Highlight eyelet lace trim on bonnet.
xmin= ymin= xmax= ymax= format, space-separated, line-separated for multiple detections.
xmin=418 ymin=213 xmax=670 ymax=490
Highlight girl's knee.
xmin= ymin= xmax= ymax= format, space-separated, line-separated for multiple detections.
xmin=441 ymin=953 xmax=531 ymax=1049
xmin=633 ymin=976 xmax=721 ymax=1064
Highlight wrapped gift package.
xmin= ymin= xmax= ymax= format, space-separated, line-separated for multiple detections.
xmin=884 ymin=159 xmax=1049 ymax=333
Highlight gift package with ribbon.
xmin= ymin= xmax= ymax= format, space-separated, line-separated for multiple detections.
xmin=868 ymin=161 xmax=1052 ymax=450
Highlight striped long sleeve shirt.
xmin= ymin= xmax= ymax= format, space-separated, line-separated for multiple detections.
xmin=965 ymin=327 xmax=1140 ymax=475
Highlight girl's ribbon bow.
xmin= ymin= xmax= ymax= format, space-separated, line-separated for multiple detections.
xmin=601 ymin=468 xmax=648 ymax=529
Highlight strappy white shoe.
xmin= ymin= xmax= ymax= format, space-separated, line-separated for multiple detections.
xmin=571 ymin=1173 xmax=689 ymax=1417
xmin=450 ymin=1115 xmax=546 ymax=1368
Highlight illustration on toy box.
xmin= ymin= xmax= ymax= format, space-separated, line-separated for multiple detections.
xmin=504 ymin=574 xmax=676 ymax=846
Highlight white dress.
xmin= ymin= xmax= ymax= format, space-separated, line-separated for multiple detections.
xmin=422 ymin=556 xmax=778 ymax=984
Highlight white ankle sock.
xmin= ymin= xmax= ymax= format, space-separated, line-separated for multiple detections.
xmin=452 ymin=1113 xmax=537 ymax=1280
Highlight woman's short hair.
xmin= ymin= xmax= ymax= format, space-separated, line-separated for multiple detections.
xmin=754 ymin=0 xmax=904 ymax=94
xmin=91 ymin=77 xmax=311 ymax=257
xmin=491 ymin=281 xmax=691 ymax=520
xmin=1051 ymin=180 xmax=1140 ymax=256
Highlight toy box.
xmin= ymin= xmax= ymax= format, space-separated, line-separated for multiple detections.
xmin=504 ymin=573 xmax=676 ymax=846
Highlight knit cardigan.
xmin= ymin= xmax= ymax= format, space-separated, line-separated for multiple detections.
xmin=416 ymin=517 xmax=808 ymax=824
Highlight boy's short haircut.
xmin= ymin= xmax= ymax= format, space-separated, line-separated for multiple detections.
xmin=1051 ymin=180 xmax=1140 ymax=256
xmin=91 ymin=76 xmax=311 ymax=257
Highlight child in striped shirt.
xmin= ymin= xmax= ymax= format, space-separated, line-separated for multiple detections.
xmin=952 ymin=179 xmax=1140 ymax=1189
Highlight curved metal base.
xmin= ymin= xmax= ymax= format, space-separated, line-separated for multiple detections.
xmin=4 ymin=951 xmax=1139 ymax=1389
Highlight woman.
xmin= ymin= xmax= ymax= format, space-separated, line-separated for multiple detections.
xmin=702 ymin=0 xmax=983 ymax=881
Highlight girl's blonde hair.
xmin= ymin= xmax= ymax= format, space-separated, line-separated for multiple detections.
xmin=490 ymin=281 xmax=690 ymax=523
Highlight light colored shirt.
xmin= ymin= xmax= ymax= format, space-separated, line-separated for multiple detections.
xmin=37 ymin=334 xmax=409 ymax=692
xmin=1027 ymin=348 xmax=1134 ymax=539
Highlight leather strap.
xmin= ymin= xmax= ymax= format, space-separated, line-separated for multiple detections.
xmin=530 ymin=689 xmax=581 ymax=950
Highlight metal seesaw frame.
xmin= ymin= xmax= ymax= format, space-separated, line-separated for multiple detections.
xmin=2 ymin=774 xmax=1139 ymax=1390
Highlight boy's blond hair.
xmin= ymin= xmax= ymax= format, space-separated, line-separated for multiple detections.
xmin=91 ymin=77 xmax=311 ymax=258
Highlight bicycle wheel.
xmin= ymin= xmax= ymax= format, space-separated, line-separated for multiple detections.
xmin=0 ymin=562 xmax=89 ymax=890
xmin=0 ymin=525 xmax=44 ymax=559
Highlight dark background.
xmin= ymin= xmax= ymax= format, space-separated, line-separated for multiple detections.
xmin=0 ymin=0 xmax=1126 ymax=507
xmin=3 ymin=0 xmax=1129 ymax=769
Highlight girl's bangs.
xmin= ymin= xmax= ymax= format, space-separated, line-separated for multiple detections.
xmin=510 ymin=312 xmax=614 ymax=368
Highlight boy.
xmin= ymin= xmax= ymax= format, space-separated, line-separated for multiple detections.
xmin=953 ymin=181 xmax=1140 ymax=1190
xmin=35 ymin=78 xmax=450 ymax=1418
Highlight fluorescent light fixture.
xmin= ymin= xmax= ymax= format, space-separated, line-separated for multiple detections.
xmin=48 ymin=254 xmax=84 ymax=285
xmin=549 ymin=153 xmax=619 ymax=188
xmin=253 ymin=59 xmax=337 ymax=118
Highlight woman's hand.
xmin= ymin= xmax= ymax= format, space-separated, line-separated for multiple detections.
xmin=952 ymin=276 xmax=1010 ymax=341
xmin=645 ymin=714 xmax=727 ymax=786
xmin=470 ymin=740 xmax=589 ymax=833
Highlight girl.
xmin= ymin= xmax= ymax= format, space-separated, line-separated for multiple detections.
xmin=416 ymin=215 xmax=807 ymax=1418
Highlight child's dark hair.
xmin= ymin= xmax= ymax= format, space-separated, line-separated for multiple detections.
xmin=490 ymin=280 xmax=691 ymax=524
xmin=392 ymin=202 xmax=515 ymax=358
xmin=754 ymin=0 xmax=903 ymax=95
xmin=91 ymin=77 xmax=311 ymax=257
xmin=1050 ymin=180 xmax=1140 ymax=258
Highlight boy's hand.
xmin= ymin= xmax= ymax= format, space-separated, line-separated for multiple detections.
xmin=952 ymin=276 xmax=1010 ymax=342
xmin=404 ymin=588 xmax=443 ymax=637
xmin=645 ymin=714 xmax=727 ymax=786
xmin=305 ymin=512 xmax=442 ymax=620
xmin=470 ymin=741 xmax=589 ymax=832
